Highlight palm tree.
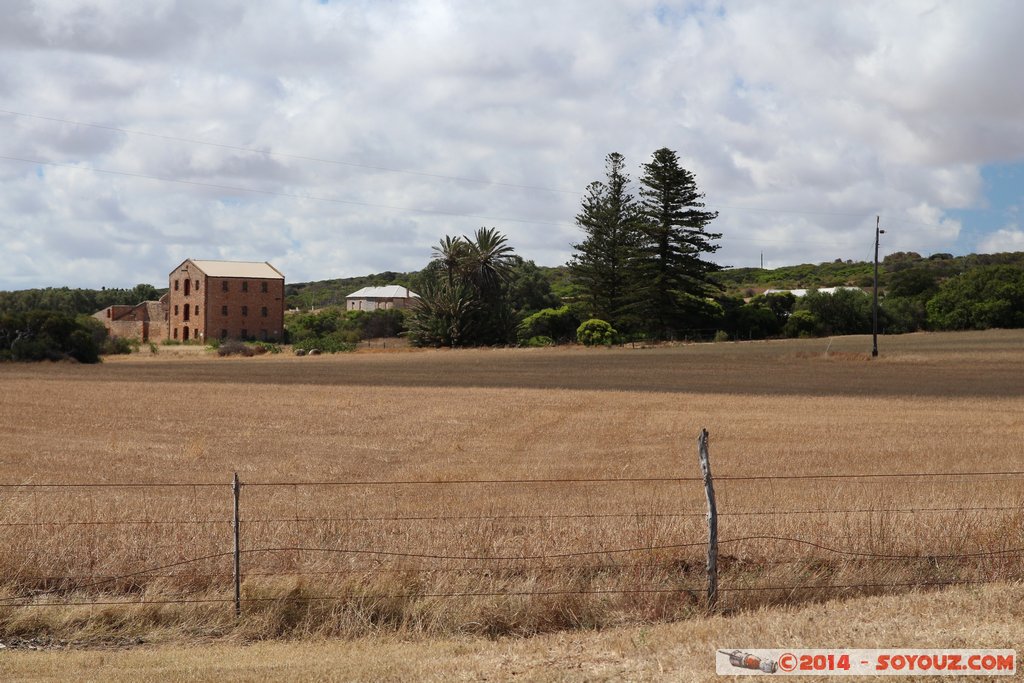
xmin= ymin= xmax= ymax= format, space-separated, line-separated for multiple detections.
xmin=412 ymin=228 xmax=518 ymax=346
xmin=431 ymin=235 xmax=470 ymax=286
xmin=408 ymin=277 xmax=477 ymax=347
xmin=465 ymin=227 xmax=515 ymax=294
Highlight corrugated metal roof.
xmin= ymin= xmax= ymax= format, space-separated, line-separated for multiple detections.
xmin=182 ymin=260 xmax=284 ymax=279
xmin=763 ymin=287 xmax=863 ymax=297
xmin=347 ymin=285 xmax=419 ymax=299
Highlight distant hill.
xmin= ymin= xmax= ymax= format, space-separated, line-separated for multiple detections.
xmin=3 ymin=251 xmax=1023 ymax=317
xmin=712 ymin=251 xmax=1024 ymax=295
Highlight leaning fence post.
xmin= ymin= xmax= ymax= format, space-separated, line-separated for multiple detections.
xmin=232 ymin=472 xmax=241 ymax=619
xmin=697 ymin=429 xmax=718 ymax=610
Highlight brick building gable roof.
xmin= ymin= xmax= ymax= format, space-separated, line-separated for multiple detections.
xmin=178 ymin=260 xmax=284 ymax=279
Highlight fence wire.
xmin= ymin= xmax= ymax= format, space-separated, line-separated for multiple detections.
xmin=1 ymin=470 xmax=1021 ymax=614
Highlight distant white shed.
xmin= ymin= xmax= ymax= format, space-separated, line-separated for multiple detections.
xmin=346 ymin=285 xmax=420 ymax=311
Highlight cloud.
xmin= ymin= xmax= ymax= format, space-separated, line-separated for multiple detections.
xmin=1 ymin=0 xmax=1024 ymax=289
xmin=978 ymin=225 xmax=1024 ymax=253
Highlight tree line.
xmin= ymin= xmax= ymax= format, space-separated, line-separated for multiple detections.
xmin=0 ymin=284 xmax=162 ymax=318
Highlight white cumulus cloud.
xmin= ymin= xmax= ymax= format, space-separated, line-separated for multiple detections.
xmin=1 ymin=0 xmax=1023 ymax=289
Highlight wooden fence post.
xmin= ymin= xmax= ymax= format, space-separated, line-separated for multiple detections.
xmin=697 ymin=429 xmax=718 ymax=610
xmin=232 ymin=472 xmax=241 ymax=619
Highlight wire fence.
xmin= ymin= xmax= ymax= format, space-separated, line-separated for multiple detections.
xmin=1 ymin=439 xmax=1022 ymax=620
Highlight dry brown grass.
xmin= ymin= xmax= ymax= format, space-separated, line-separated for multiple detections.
xmin=3 ymin=582 xmax=1021 ymax=681
xmin=0 ymin=329 xmax=1022 ymax=644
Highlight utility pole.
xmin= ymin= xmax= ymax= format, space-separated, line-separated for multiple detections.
xmin=872 ymin=216 xmax=885 ymax=357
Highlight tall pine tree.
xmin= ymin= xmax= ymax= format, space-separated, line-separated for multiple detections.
xmin=569 ymin=152 xmax=642 ymax=329
xmin=635 ymin=148 xmax=721 ymax=339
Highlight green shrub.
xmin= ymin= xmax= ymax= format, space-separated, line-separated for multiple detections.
xmin=523 ymin=335 xmax=554 ymax=347
xmin=0 ymin=310 xmax=102 ymax=363
xmin=216 ymin=340 xmax=281 ymax=357
xmin=713 ymin=330 xmax=730 ymax=343
xmin=217 ymin=340 xmax=255 ymax=357
xmin=211 ymin=337 xmax=282 ymax=356
xmin=880 ymin=296 xmax=928 ymax=334
xmin=287 ymin=307 xmax=406 ymax=346
xmin=101 ymin=336 xmax=134 ymax=355
xmin=783 ymin=310 xmax=824 ymax=338
xmin=576 ymin=319 xmax=616 ymax=346
xmin=796 ymin=288 xmax=871 ymax=336
xmin=926 ymin=265 xmax=1024 ymax=330
xmin=517 ymin=306 xmax=580 ymax=344
xmin=67 ymin=329 xmax=101 ymax=363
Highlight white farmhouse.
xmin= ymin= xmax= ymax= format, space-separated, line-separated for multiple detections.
xmin=346 ymin=285 xmax=420 ymax=312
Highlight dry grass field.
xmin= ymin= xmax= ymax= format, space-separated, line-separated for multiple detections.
xmin=0 ymin=329 xmax=1022 ymax=651
xmin=2 ymin=582 xmax=1021 ymax=681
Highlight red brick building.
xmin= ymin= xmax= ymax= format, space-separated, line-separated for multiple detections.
xmin=92 ymin=296 xmax=169 ymax=343
xmin=168 ymin=259 xmax=285 ymax=343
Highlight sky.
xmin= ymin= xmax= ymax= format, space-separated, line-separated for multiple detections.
xmin=2 ymin=0 xmax=1023 ymax=291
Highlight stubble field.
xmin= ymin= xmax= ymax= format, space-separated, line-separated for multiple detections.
xmin=0 ymin=330 xmax=1022 ymax=650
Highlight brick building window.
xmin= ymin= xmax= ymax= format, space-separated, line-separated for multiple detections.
xmin=195 ymin=280 xmax=200 ymax=291
xmin=174 ymin=280 xmax=179 ymax=291
xmin=261 ymin=306 xmax=268 ymax=317
xmin=242 ymin=306 xmax=248 ymax=317
xmin=222 ymin=281 xmax=229 ymax=292
xmin=261 ymin=281 xmax=268 ymax=293
xmin=195 ymin=305 xmax=199 ymax=315
xmin=221 ymin=329 xmax=228 ymax=339
xmin=173 ymin=328 xmax=178 ymax=339
xmin=184 ymin=279 xmax=191 ymax=296
xmin=174 ymin=304 xmax=179 ymax=315
xmin=242 ymin=281 xmax=249 ymax=292
xmin=222 ymin=305 xmax=228 ymax=316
